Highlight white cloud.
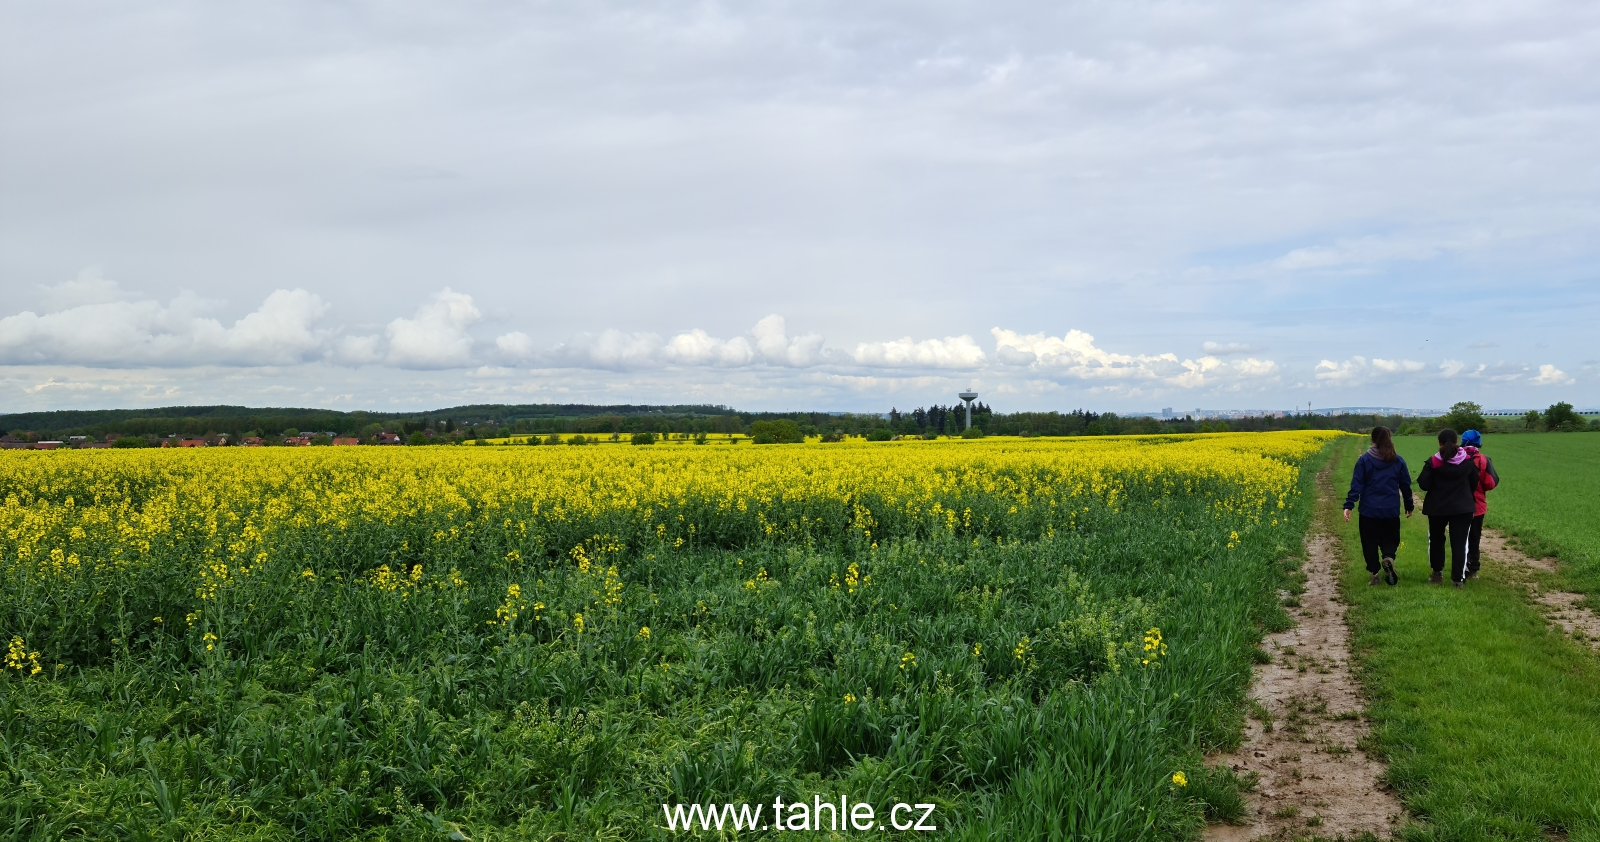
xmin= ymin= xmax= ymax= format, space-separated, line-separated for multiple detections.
xmin=1315 ymin=356 xmax=1427 ymax=385
xmin=331 ymin=334 xmax=384 ymax=366
xmin=992 ymin=328 xmax=1175 ymax=376
xmin=494 ymin=331 xmax=538 ymax=362
xmin=852 ymin=335 xmax=986 ymax=368
xmin=1273 ymin=235 xmax=1451 ymax=272
xmin=1532 ymin=364 xmax=1574 ymax=386
xmin=662 ymin=330 xmax=756 ymax=366
xmin=522 ymin=315 xmax=843 ymax=371
xmin=383 ymin=288 xmax=480 ymax=369
xmin=0 ymin=283 xmax=330 ymax=367
xmin=751 ymin=315 xmax=825 ymax=367
xmin=991 ymin=328 xmax=1277 ymax=389
xmin=544 ymin=329 xmax=667 ymax=371
xmin=37 ymin=268 xmax=131 ymax=310
xmin=1202 ymin=341 xmax=1261 ymax=356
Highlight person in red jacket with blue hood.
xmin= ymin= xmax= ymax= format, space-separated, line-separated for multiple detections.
xmin=1344 ymin=426 xmax=1414 ymax=586
xmin=1460 ymin=429 xmax=1499 ymax=579
xmin=1418 ymin=428 xmax=1481 ymax=588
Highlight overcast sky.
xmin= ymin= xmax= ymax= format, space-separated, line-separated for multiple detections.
xmin=3 ymin=1 xmax=1598 ymax=414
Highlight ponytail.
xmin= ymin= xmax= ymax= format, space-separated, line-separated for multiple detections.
xmin=1437 ymin=428 xmax=1459 ymax=459
xmin=1371 ymin=426 xmax=1397 ymax=462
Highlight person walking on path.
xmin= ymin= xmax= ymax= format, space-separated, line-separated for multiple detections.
xmin=1417 ymin=428 xmax=1481 ymax=588
xmin=1459 ymin=429 xmax=1499 ymax=580
xmin=1344 ymin=426 xmax=1414 ymax=586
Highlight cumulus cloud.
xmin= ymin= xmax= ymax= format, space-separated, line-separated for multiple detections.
xmin=991 ymin=328 xmax=1277 ymax=389
xmin=0 ymin=282 xmax=331 ymax=367
xmin=37 ymin=268 xmax=131 ymax=310
xmin=751 ymin=316 xmax=826 ymax=367
xmin=1532 ymin=364 xmax=1574 ymax=386
xmin=1314 ymin=356 xmax=1427 ymax=385
xmin=381 ymin=288 xmax=481 ymax=369
xmin=662 ymin=330 xmax=755 ymax=366
xmin=494 ymin=331 xmax=538 ymax=362
xmin=851 ymin=335 xmax=986 ymax=368
xmin=543 ymin=330 xmax=669 ymax=371
xmin=331 ymin=334 xmax=384 ymax=366
xmin=510 ymin=315 xmax=842 ymax=371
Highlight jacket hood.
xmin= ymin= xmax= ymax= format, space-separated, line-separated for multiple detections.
xmin=1432 ymin=448 xmax=1471 ymax=466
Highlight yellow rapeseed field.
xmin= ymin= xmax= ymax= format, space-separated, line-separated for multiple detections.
xmin=0 ymin=432 xmax=1338 ymax=606
xmin=0 ymin=431 xmax=1341 ymax=838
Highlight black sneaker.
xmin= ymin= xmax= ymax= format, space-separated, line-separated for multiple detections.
xmin=1466 ymin=569 xmax=1478 ymax=580
xmin=1382 ymin=557 xmax=1398 ymax=586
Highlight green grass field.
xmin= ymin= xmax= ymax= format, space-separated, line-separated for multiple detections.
xmin=1334 ymin=435 xmax=1600 ymax=842
xmin=1471 ymin=434 xmax=1600 ymax=602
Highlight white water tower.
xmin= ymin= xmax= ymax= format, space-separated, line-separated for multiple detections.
xmin=958 ymin=389 xmax=979 ymax=430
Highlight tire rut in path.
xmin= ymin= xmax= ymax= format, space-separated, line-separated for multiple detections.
xmin=1478 ymin=529 xmax=1600 ymax=650
xmin=1204 ymin=467 xmax=1402 ymax=841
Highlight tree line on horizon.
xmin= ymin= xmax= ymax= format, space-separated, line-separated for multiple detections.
xmin=2 ymin=400 xmax=1593 ymax=446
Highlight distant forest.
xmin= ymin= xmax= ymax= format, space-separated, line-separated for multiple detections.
xmin=0 ymin=401 xmax=1466 ymax=444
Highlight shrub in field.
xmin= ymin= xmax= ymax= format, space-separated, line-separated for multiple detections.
xmin=750 ymin=419 xmax=804 ymax=444
xmin=0 ymin=432 xmax=1337 ymax=839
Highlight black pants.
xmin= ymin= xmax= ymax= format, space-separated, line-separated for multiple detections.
xmin=1466 ymin=514 xmax=1486 ymax=574
xmin=1429 ymin=514 xmax=1473 ymax=583
xmin=1358 ymin=515 xmax=1401 ymax=574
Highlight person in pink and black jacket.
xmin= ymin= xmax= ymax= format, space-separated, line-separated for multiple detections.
xmin=1459 ymin=429 xmax=1499 ymax=579
xmin=1417 ymin=428 xmax=1480 ymax=588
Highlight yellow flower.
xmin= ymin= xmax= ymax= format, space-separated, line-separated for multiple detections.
xmin=900 ymin=652 xmax=916 ymax=670
xmin=1171 ymin=771 xmax=1188 ymax=787
xmin=573 ymin=612 xmax=585 ymax=633
xmin=843 ymin=692 xmax=857 ymax=704
xmin=637 ymin=626 xmax=650 ymax=641
xmin=6 ymin=636 xmax=43 ymax=676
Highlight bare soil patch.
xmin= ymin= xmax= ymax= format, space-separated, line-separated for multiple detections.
xmin=1478 ymin=530 xmax=1600 ymax=651
xmin=1205 ymin=468 xmax=1402 ymax=841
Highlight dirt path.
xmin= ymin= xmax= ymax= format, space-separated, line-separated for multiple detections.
xmin=1478 ymin=529 xmax=1600 ymax=650
xmin=1205 ymin=467 xmax=1402 ymax=841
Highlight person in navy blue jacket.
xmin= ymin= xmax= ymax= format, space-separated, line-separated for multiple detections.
xmin=1344 ymin=426 xmax=1414 ymax=586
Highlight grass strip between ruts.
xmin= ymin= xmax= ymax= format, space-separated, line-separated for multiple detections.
xmin=1329 ymin=436 xmax=1600 ymax=842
